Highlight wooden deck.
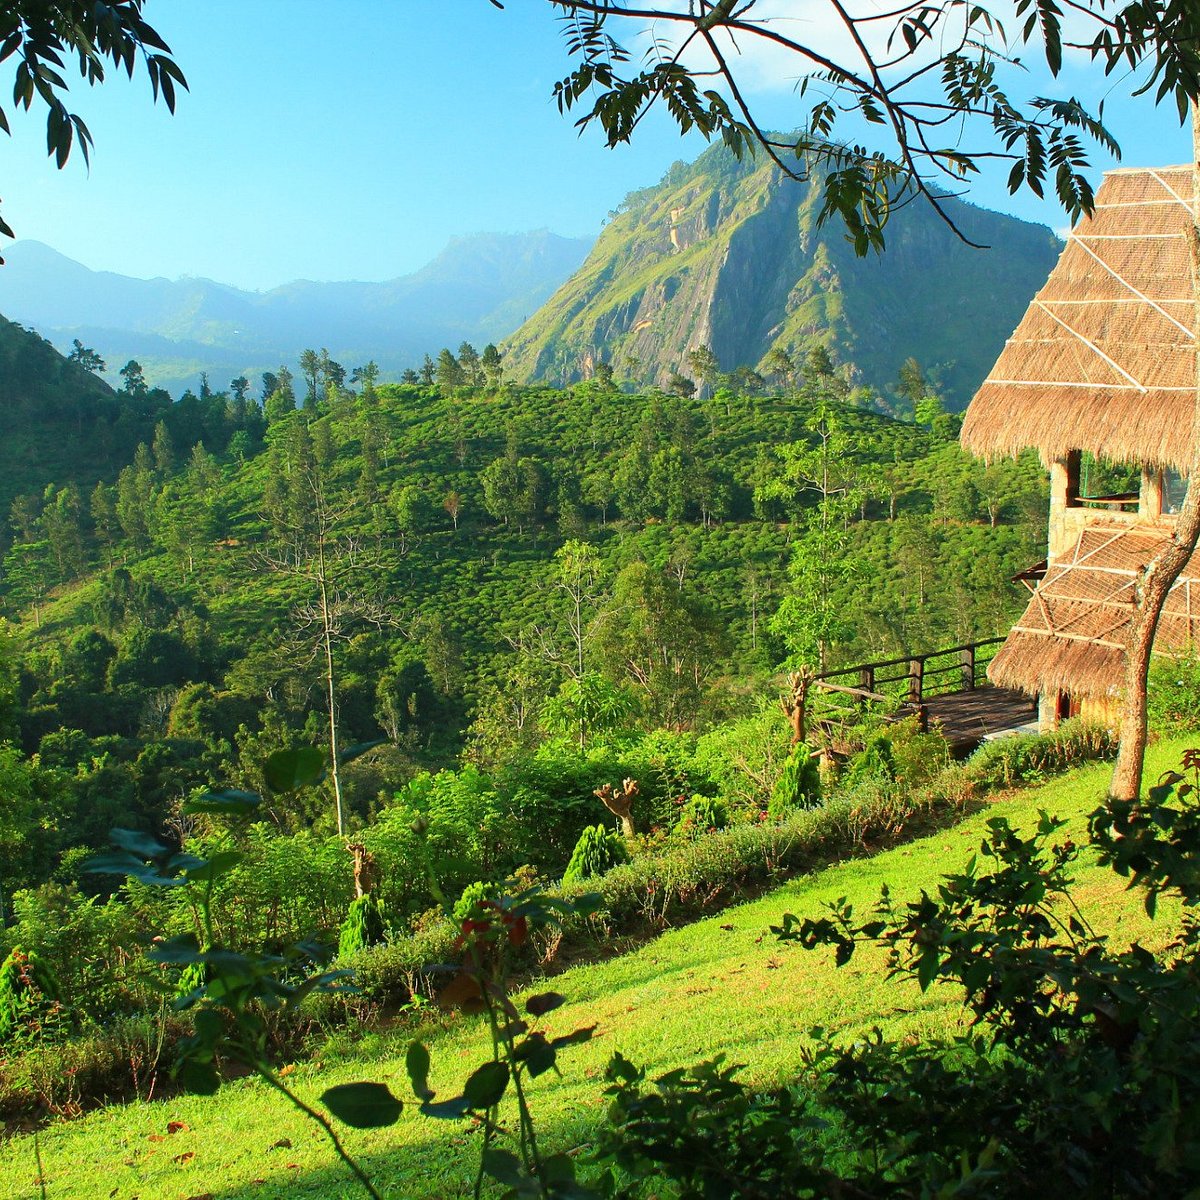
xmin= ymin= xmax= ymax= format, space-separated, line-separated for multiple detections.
xmin=922 ymin=686 xmax=1039 ymax=753
xmin=792 ymin=641 xmax=1042 ymax=757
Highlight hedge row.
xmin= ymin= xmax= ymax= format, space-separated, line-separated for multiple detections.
xmin=341 ymin=721 xmax=1117 ymax=1007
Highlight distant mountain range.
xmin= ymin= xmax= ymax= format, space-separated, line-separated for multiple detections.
xmin=502 ymin=145 xmax=1062 ymax=409
xmin=0 ymin=231 xmax=593 ymax=395
xmin=2 ymin=142 xmax=1062 ymax=409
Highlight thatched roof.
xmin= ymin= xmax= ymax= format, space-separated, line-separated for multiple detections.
xmin=989 ymin=523 xmax=1200 ymax=698
xmin=961 ymin=166 xmax=1196 ymax=472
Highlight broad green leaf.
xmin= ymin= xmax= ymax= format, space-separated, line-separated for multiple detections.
xmin=320 ymin=1081 xmax=403 ymax=1129
xmin=82 ymin=850 xmax=150 ymax=876
xmin=513 ymin=1033 xmax=556 ymax=1078
xmin=184 ymin=789 xmax=262 ymax=816
xmin=289 ymin=970 xmax=353 ymax=1006
xmin=438 ymin=971 xmax=484 ymax=1012
xmin=541 ymin=1152 xmax=577 ymax=1185
xmin=481 ymin=1147 xmax=524 ymax=1187
xmin=178 ymin=1059 xmax=221 ymax=1096
xmin=117 ymin=863 xmax=190 ymax=887
xmin=110 ymin=827 xmax=173 ymax=858
xmin=192 ymin=1008 xmax=224 ymax=1046
xmin=264 ymin=747 xmax=325 ymax=793
xmin=184 ymin=850 xmax=243 ymax=882
xmin=463 ymin=1060 xmax=509 ymax=1109
xmin=147 ymin=935 xmax=203 ymax=965
xmin=165 ymin=852 xmax=208 ymax=873
xmin=339 ymin=739 xmax=387 ymax=765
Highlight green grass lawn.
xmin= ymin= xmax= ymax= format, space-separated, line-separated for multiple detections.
xmin=2 ymin=737 xmax=1192 ymax=1200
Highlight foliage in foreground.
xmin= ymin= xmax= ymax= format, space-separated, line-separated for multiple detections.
xmin=594 ymin=753 xmax=1200 ymax=1197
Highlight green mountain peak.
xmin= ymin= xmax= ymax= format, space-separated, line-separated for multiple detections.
xmin=502 ymin=143 xmax=1060 ymax=408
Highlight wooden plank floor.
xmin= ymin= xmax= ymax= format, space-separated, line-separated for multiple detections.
xmin=923 ymin=686 xmax=1039 ymax=752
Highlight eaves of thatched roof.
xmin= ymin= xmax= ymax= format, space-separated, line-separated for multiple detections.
xmin=961 ymin=166 xmax=1196 ymax=472
xmin=988 ymin=523 xmax=1200 ymax=698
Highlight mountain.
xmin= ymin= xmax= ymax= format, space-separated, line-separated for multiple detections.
xmin=0 ymin=231 xmax=593 ymax=395
xmin=501 ymin=146 xmax=1062 ymax=408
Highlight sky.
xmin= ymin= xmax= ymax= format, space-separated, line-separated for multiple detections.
xmin=0 ymin=0 xmax=1192 ymax=292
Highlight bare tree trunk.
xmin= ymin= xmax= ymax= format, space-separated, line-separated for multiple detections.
xmin=317 ymin=537 xmax=346 ymax=835
xmin=1110 ymin=103 xmax=1200 ymax=803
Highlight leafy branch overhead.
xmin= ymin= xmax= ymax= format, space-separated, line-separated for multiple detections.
xmin=0 ymin=1 xmax=185 ymax=253
xmin=515 ymin=0 xmax=1200 ymax=253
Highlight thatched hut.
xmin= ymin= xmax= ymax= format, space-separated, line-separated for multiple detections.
xmin=960 ymin=164 xmax=1198 ymax=727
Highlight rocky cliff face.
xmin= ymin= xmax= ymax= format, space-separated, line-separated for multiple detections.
xmin=501 ymin=145 xmax=1061 ymax=408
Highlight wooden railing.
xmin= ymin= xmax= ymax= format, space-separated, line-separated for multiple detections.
xmin=782 ymin=637 xmax=1006 ymax=742
xmin=817 ymin=636 xmax=1004 ymax=703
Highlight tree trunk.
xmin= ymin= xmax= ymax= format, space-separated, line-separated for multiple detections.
xmin=318 ymin=538 xmax=346 ymax=836
xmin=1109 ymin=103 xmax=1200 ymax=803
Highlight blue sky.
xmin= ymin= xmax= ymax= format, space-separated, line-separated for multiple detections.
xmin=0 ymin=1 xmax=1191 ymax=291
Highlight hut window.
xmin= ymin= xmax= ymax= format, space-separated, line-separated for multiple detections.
xmin=1076 ymin=452 xmax=1139 ymax=511
xmin=1062 ymin=450 xmax=1081 ymax=508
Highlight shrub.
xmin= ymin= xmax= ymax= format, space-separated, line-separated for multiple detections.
xmin=332 ymin=923 xmax=461 ymax=1008
xmin=598 ymin=756 xmax=1200 ymax=1198
xmin=337 ymin=893 xmax=387 ymax=958
xmin=1 ymin=884 xmax=161 ymax=1026
xmin=965 ymin=720 xmax=1116 ymax=788
xmin=1149 ymin=653 xmax=1200 ymax=732
xmin=202 ymin=825 xmax=351 ymax=947
xmin=841 ymin=734 xmax=895 ymax=790
xmin=674 ymin=794 xmax=730 ymax=839
xmin=563 ymin=824 xmax=629 ymax=885
xmin=769 ymin=743 xmax=821 ymax=818
xmin=0 ymin=1012 xmax=190 ymax=1120
xmin=886 ymin=716 xmax=951 ymax=789
xmin=452 ymin=880 xmax=500 ymax=922
xmin=0 ymin=946 xmax=61 ymax=1045
xmin=306 ymin=730 xmax=1103 ymax=1034
xmin=692 ymin=701 xmax=792 ymax=813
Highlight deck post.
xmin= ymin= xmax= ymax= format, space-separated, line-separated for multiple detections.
xmin=960 ymin=645 xmax=976 ymax=691
xmin=858 ymin=666 xmax=874 ymax=713
xmin=908 ymin=657 xmax=923 ymax=705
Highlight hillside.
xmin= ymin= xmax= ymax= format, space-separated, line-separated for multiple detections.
xmin=502 ymin=144 xmax=1061 ymax=407
xmin=0 ymin=232 xmax=593 ymax=395
xmin=0 ymin=366 xmax=1046 ymax=861
xmin=0 ymin=314 xmax=161 ymax=520
xmin=0 ymin=740 xmax=1181 ymax=1199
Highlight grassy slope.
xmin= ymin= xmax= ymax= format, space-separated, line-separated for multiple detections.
xmin=3 ymin=738 xmax=1188 ymax=1199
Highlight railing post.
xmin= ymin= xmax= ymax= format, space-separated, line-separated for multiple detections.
xmin=908 ymin=657 xmax=923 ymax=705
xmin=961 ymin=644 xmax=976 ymax=691
xmin=858 ymin=666 xmax=874 ymax=713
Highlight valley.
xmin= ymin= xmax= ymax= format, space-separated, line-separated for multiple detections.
xmin=1 ymin=48 xmax=1197 ymax=1192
